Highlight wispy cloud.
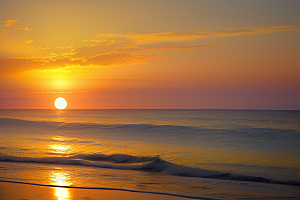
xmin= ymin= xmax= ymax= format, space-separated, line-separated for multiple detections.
xmin=83 ymin=40 xmax=119 ymax=46
xmin=1 ymin=19 xmax=34 ymax=38
xmin=3 ymin=19 xmax=20 ymax=27
xmin=57 ymin=46 xmax=74 ymax=49
xmin=28 ymin=137 xmax=93 ymax=143
xmin=15 ymin=27 xmax=34 ymax=31
xmin=0 ymin=29 xmax=9 ymax=36
xmin=86 ymin=52 xmax=160 ymax=66
xmin=35 ymin=52 xmax=162 ymax=70
xmin=118 ymin=45 xmax=210 ymax=51
xmin=39 ymin=47 xmax=51 ymax=50
xmin=25 ymin=91 xmax=87 ymax=94
xmin=1 ymin=25 xmax=299 ymax=75
xmin=0 ymin=57 xmax=44 ymax=75
xmin=2 ymin=91 xmax=87 ymax=94
xmin=97 ymin=25 xmax=300 ymax=44
xmin=22 ymin=40 xmax=34 ymax=44
xmin=0 ymin=51 xmax=161 ymax=75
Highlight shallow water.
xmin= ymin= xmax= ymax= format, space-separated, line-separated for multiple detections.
xmin=0 ymin=109 xmax=299 ymax=199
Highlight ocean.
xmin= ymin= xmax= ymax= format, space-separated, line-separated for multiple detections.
xmin=0 ymin=109 xmax=299 ymax=199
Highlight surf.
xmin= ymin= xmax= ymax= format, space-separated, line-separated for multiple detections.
xmin=0 ymin=153 xmax=299 ymax=187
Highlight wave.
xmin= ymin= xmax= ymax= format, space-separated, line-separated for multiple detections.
xmin=0 ymin=117 xmax=200 ymax=137
xmin=0 ymin=117 xmax=195 ymax=129
xmin=0 ymin=154 xmax=299 ymax=187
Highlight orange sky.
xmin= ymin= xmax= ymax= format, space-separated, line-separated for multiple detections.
xmin=0 ymin=0 xmax=299 ymax=109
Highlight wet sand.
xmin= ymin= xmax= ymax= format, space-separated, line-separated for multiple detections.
xmin=0 ymin=181 xmax=207 ymax=200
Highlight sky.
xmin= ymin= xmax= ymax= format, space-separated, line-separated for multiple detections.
xmin=0 ymin=0 xmax=299 ymax=109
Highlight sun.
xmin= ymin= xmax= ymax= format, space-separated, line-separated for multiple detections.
xmin=55 ymin=97 xmax=67 ymax=109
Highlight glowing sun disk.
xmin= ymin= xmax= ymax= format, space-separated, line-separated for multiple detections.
xmin=55 ymin=97 xmax=67 ymax=109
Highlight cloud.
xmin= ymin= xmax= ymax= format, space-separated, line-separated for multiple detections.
xmin=0 ymin=57 xmax=44 ymax=75
xmin=3 ymin=19 xmax=20 ymax=27
xmin=87 ymin=52 xmax=159 ymax=66
xmin=83 ymin=40 xmax=118 ymax=46
xmin=22 ymin=40 xmax=34 ymax=44
xmin=39 ymin=46 xmax=51 ymax=50
xmin=196 ymin=25 xmax=300 ymax=37
xmin=97 ymin=25 xmax=300 ymax=44
xmin=0 ymin=19 xmax=34 ymax=39
xmin=25 ymin=91 xmax=87 ymax=94
xmin=57 ymin=46 xmax=74 ymax=49
xmin=15 ymin=27 xmax=34 ymax=31
xmin=1 ymin=25 xmax=298 ymax=75
xmin=37 ymin=51 xmax=160 ymax=69
xmin=28 ymin=137 xmax=94 ymax=144
xmin=0 ymin=29 xmax=9 ymax=36
xmin=1 ymin=91 xmax=87 ymax=94
xmin=0 ymin=51 xmax=160 ymax=75
xmin=118 ymin=45 xmax=210 ymax=51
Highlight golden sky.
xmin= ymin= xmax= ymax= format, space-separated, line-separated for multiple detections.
xmin=0 ymin=0 xmax=299 ymax=109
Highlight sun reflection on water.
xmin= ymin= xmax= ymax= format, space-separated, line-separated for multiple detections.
xmin=50 ymin=170 xmax=72 ymax=200
xmin=48 ymin=136 xmax=75 ymax=156
xmin=48 ymin=139 xmax=74 ymax=200
xmin=49 ymin=144 xmax=72 ymax=155
xmin=55 ymin=188 xmax=70 ymax=200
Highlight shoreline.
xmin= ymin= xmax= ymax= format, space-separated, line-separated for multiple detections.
xmin=0 ymin=180 xmax=216 ymax=200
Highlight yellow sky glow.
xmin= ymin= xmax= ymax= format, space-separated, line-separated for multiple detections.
xmin=0 ymin=0 xmax=299 ymax=109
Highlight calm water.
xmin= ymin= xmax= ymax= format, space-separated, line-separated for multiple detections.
xmin=0 ymin=109 xmax=299 ymax=199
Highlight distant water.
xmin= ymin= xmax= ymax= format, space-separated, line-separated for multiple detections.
xmin=0 ymin=109 xmax=299 ymax=199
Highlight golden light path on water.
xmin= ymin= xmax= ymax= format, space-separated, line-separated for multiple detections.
xmin=48 ymin=137 xmax=74 ymax=200
xmin=49 ymin=170 xmax=72 ymax=200
xmin=49 ymin=144 xmax=72 ymax=155
xmin=48 ymin=137 xmax=74 ymax=156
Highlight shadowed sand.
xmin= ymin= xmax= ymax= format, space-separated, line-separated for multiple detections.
xmin=0 ymin=181 xmax=214 ymax=200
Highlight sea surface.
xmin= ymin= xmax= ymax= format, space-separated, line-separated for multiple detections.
xmin=0 ymin=109 xmax=299 ymax=199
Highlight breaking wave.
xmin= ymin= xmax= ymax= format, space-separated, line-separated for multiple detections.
xmin=0 ymin=154 xmax=299 ymax=187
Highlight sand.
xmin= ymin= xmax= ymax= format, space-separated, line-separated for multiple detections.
xmin=0 ymin=181 xmax=204 ymax=200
